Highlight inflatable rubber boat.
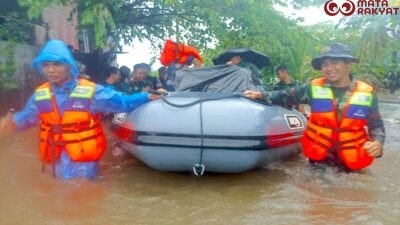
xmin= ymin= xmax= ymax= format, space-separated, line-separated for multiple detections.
xmin=111 ymin=65 xmax=306 ymax=175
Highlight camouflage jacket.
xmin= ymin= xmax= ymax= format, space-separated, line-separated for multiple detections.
xmin=272 ymin=79 xmax=301 ymax=91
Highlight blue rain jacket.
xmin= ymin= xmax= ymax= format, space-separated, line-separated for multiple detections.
xmin=13 ymin=40 xmax=150 ymax=179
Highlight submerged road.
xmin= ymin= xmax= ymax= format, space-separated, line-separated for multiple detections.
xmin=0 ymin=100 xmax=399 ymax=225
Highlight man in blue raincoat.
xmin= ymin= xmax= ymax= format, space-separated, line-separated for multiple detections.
xmin=0 ymin=39 xmax=161 ymax=179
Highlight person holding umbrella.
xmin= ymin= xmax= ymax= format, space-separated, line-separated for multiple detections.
xmin=244 ymin=43 xmax=385 ymax=172
xmin=213 ymin=48 xmax=270 ymax=85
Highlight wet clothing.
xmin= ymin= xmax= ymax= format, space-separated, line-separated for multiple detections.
xmin=127 ymin=77 xmax=159 ymax=94
xmin=272 ymin=79 xmax=301 ymax=91
xmin=102 ymin=82 xmax=117 ymax=90
xmin=14 ymin=79 xmax=149 ymax=178
xmin=160 ymin=39 xmax=202 ymax=67
xmin=99 ymin=82 xmax=121 ymax=120
xmin=147 ymin=76 xmax=160 ymax=90
xmin=159 ymin=78 xmax=167 ymax=89
xmin=33 ymin=40 xmax=79 ymax=78
xmin=302 ymin=78 xmax=375 ymax=170
xmin=36 ymin=79 xmax=107 ymax=163
xmin=13 ymin=39 xmax=150 ymax=178
xmin=272 ymin=79 xmax=301 ymax=109
xmin=127 ymin=80 xmax=152 ymax=94
xmin=114 ymin=81 xmax=131 ymax=94
xmin=262 ymin=77 xmax=385 ymax=170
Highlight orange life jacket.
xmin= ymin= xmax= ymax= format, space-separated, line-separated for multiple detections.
xmin=160 ymin=39 xmax=202 ymax=66
xmin=301 ymin=78 xmax=374 ymax=170
xmin=35 ymin=79 xmax=106 ymax=163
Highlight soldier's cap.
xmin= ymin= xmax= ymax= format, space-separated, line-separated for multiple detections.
xmin=158 ymin=66 xmax=167 ymax=74
xmin=274 ymin=64 xmax=288 ymax=75
xmin=311 ymin=43 xmax=359 ymax=70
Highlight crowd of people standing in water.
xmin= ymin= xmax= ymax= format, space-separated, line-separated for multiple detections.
xmin=0 ymin=38 xmax=386 ymax=179
xmin=97 ymin=41 xmax=205 ymax=95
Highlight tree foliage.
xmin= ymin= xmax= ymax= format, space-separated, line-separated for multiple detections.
xmin=201 ymin=1 xmax=323 ymax=83
xmin=337 ymin=14 xmax=400 ymax=82
xmin=0 ymin=42 xmax=18 ymax=90
xmin=0 ymin=0 xmax=39 ymax=89
xmin=13 ymin=0 xmax=400 ymax=88
xmin=18 ymin=0 xmax=222 ymax=50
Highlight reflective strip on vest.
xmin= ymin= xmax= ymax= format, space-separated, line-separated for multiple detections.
xmin=349 ymin=92 xmax=372 ymax=106
xmin=70 ymin=86 xmax=94 ymax=99
xmin=35 ymin=88 xmax=54 ymax=113
xmin=311 ymin=86 xmax=333 ymax=99
xmin=345 ymin=92 xmax=372 ymax=119
xmin=35 ymin=88 xmax=51 ymax=101
xmin=65 ymin=85 xmax=94 ymax=111
xmin=35 ymin=79 xmax=107 ymax=163
xmin=311 ymin=86 xmax=334 ymax=112
xmin=303 ymin=78 xmax=375 ymax=169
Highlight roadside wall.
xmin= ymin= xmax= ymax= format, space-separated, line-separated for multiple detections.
xmin=0 ymin=41 xmax=43 ymax=114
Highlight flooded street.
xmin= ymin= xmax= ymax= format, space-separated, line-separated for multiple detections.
xmin=0 ymin=102 xmax=399 ymax=225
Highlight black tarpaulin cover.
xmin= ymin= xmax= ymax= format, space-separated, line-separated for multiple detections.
xmin=174 ymin=65 xmax=264 ymax=93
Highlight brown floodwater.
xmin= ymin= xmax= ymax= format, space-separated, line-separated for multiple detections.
xmin=0 ymin=103 xmax=399 ymax=225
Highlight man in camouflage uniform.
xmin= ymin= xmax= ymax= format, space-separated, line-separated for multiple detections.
xmin=128 ymin=63 xmax=157 ymax=94
xmin=244 ymin=43 xmax=385 ymax=171
xmin=273 ymin=64 xmax=300 ymax=90
xmin=272 ymin=64 xmax=304 ymax=112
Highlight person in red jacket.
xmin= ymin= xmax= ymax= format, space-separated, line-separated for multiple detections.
xmin=160 ymin=40 xmax=203 ymax=91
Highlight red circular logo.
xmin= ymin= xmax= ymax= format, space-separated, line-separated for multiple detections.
xmin=324 ymin=0 xmax=355 ymax=16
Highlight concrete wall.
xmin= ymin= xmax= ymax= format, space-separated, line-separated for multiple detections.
xmin=0 ymin=41 xmax=43 ymax=114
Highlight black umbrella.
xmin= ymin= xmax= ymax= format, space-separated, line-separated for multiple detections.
xmin=212 ymin=48 xmax=270 ymax=69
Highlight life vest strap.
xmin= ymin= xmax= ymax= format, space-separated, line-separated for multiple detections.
xmin=306 ymin=125 xmax=334 ymax=143
xmin=309 ymin=120 xmax=357 ymax=132
xmin=42 ymin=119 xmax=98 ymax=129
xmin=341 ymin=146 xmax=356 ymax=150
xmin=41 ymin=122 xmax=101 ymax=134
xmin=304 ymin=133 xmax=331 ymax=149
xmin=41 ymin=114 xmax=100 ymax=128
xmin=339 ymin=133 xmax=368 ymax=145
xmin=50 ymin=132 xmax=103 ymax=146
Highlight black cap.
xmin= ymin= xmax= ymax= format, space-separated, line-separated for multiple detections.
xmin=311 ymin=43 xmax=359 ymax=70
xmin=158 ymin=66 xmax=167 ymax=74
xmin=274 ymin=64 xmax=288 ymax=75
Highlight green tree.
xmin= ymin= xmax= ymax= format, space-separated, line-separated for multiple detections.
xmin=17 ymin=0 xmax=225 ymax=49
xmin=338 ymin=15 xmax=400 ymax=85
xmin=16 ymin=0 xmax=397 ymax=89
xmin=202 ymin=1 xmax=323 ymax=83
xmin=0 ymin=0 xmax=40 ymax=90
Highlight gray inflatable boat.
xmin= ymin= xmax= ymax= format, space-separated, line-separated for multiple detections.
xmin=111 ymin=65 xmax=306 ymax=175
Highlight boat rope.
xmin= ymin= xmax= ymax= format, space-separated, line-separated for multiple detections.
xmin=193 ymin=93 xmax=205 ymax=176
xmin=161 ymin=93 xmax=239 ymax=108
xmin=160 ymin=93 xmax=271 ymax=108
xmin=160 ymin=93 xmax=243 ymax=176
xmin=159 ymin=92 xmax=272 ymax=176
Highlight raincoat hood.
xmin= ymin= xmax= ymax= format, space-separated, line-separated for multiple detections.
xmin=33 ymin=39 xmax=79 ymax=78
